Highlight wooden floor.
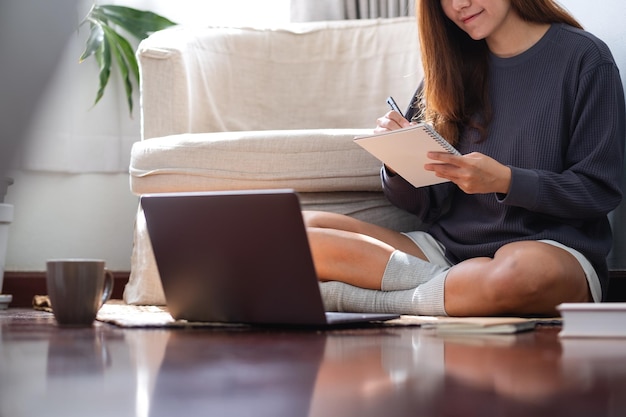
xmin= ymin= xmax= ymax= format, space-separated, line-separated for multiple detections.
xmin=1 ymin=308 xmax=626 ymax=417
xmin=3 ymin=269 xmax=626 ymax=308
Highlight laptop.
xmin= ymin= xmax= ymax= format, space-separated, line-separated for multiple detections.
xmin=141 ymin=189 xmax=400 ymax=327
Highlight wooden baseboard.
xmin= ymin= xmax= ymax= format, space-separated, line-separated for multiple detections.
xmin=2 ymin=270 xmax=625 ymax=308
xmin=2 ymin=271 xmax=129 ymax=307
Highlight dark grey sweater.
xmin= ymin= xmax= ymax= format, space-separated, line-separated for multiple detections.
xmin=383 ymin=24 xmax=625 ymax=299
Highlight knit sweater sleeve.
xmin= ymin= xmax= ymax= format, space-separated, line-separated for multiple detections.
xmin=499 ymin=61 xmax=625 ymax=219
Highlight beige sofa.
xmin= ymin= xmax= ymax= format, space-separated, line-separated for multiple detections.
xmin=124 ymin=17 xmax=424 ymax=305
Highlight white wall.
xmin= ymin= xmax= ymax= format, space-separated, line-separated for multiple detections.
xmin=3 ymin=0 xmax=625 ymax=272
xmin=5 ymin=172 xmax=138 ymax=270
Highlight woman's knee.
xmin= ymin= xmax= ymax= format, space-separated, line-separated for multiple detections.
xmin=482 ymin=257 xmax=544 ymax=310
xmin=481 ymin=242 xmax=588 ymax=312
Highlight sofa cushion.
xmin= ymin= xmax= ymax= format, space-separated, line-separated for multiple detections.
xmin=129 ymin=128 xmax=384 ymax=195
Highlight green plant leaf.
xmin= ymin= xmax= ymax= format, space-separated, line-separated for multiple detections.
xmin=93 ymin=23 xmax=112 ymax=107
xmin=102 ymin=25 xmax=135 ymax=115
xmin=79 ymin=4 xmax=176 ymax=116
xmin=79 ymin=22 xmax=104 ymax=62
xmin=96 ymin=5 xmax=176 ymax=40
xmin=116 ymin=30 xmax=140 ymax=86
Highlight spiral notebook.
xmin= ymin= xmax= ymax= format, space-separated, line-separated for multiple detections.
xmin=355 ymin=123 xmax=461 ymax=188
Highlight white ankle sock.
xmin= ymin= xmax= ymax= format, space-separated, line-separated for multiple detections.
xmin=319 ymin=271 xmax=448 ymax=316
xmin=381 ymin=250 xmax=450 ymax=291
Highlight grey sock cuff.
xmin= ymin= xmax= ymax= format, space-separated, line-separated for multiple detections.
xmin=319 ymin=272 xmax=448 ymax=317
xmin=381 ymin=250 xmax=449 ymax=291
xmin=413 ymin=272 xmax=448 ymax=316
xmin=319 ymin=281 xmax=343 ymax=311
xmin=320 ymin=280 xmax=409 ymax=314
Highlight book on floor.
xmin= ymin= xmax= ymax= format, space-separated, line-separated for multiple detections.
xmin=420 ymin=317 xmax=539 ymax=335
xmin=557 ymin=302 xmax=626 ymax=338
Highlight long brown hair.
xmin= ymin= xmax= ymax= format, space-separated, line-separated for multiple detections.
xmin=416 ymin=0 xmax=582 ymax=146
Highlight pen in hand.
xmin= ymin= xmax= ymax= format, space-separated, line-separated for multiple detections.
xmin=386 ymin=96 xmax=407 ymax=121
xmin=382 ymin=97 xmax=406 ymax=176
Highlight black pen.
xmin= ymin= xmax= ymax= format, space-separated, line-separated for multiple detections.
xmin=386 ymin=96 xmax=407 ymax=120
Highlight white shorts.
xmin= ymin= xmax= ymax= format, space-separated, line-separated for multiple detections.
xmin=402 ymin=231 xmax=602 ymax=303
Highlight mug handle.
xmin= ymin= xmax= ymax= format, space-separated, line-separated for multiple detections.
xmin=100 ymin=270 xmax=115 ymax=306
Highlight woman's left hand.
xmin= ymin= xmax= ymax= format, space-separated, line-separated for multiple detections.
xmin=425 ymin=151 xmax=512 ymax=194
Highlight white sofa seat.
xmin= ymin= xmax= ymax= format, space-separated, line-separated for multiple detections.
xmin=130 ymin=129 xmax=382 ymax=193
xmin=125 ymin=17 xmax=423 ymax=305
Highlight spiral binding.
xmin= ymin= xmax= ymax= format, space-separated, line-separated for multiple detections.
xmin=421 ymin=124 xmax=461 ymax=155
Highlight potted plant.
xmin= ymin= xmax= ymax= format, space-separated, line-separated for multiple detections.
xmin=79 ymin=4 xmax=177 ymax=116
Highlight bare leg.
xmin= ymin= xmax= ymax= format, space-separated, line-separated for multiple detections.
xmin=444 ymin=241 xmax=591 ymax=316
xmin=303 ymin=211 xmax=426 ymax=289
xmin=304 ymin=211 xmax=591 ymax=316
xmin=303 ymin=211 xmax=427 ymax=258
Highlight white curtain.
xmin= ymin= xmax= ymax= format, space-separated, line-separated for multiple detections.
xmin=345 ymin=0 xmax=415 ymax=19
xmin=291 ymin=0 xmax=415 ymax=22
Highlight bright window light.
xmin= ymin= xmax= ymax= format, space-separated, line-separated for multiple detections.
xmin=111 ymin=0 xmax=292 ymax=27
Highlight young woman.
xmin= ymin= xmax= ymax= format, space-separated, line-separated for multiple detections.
xmin=304 ymin=0 xmax=625 ymax=316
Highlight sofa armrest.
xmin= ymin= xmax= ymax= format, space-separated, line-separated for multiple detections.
xmin=137 ymin=17 xmax=421 ymax=140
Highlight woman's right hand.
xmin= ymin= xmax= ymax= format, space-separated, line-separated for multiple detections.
xmin=374 ymin=110 xmax=412 ymax=133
